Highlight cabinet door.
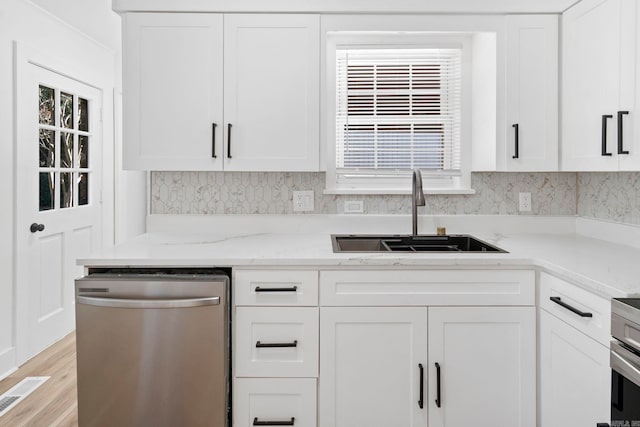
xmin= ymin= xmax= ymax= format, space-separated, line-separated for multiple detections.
xmin=539 ymin=310 xmax=611 ymax=427
xmin=319 ymin=307 xmax=427 ymax=427
xmin=123 ymin=13 xmax=224 ymax=170
xmin=562 ymin=0 xmax=622 ymax=171
xmin=618 ymin=0 xmax=640 ymax=171
xmin=223 ymin=14 xmax=320 ymax=171
xmin=427 ymin=307 xmax=536 ymax=427
xmin=505 ymin=15 xmax=558 ymax=171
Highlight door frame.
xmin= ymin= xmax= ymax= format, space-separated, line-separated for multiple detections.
xmin=13 ymin=41 xmax=115 ymax=365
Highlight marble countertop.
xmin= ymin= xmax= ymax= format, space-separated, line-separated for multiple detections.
xmin=79 ymin=225 xmax=640 ymax=299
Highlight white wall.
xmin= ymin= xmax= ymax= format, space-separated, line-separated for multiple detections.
xmin=0 ymin=0 xmax=144 ymax=377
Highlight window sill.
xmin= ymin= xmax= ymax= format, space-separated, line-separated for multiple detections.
xmin=323 ymin=188 xmax=476 ymax=196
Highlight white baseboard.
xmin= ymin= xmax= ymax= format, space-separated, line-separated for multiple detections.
xmin=0 ymin=346 xmax=17 ymax=381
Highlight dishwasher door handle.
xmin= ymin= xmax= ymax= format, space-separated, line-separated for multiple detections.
xmin=77 ymin=296 xmax=221 ymax=309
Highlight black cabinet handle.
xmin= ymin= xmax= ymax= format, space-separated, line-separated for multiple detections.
xmin=256 ymin=340 xmax=298 ymax=348
xmin=253 ymin=418 xmax=295 ymax=426
xmin=601 ymin=115 xmax=613 ymax=156
xmin=418 ymin=363 xmax=424 ymax=409
xmin=227 ymin=123 xmax=232 ymax=158
xmin=512 ymin=124 xmax=519 ymax=159
xmin=30 ymin=223 xmax=45 ymax=233
xmin=618 ymin=111 xmax=629 ymax=154
xmin=255 ymin=286 xmax=298 ymax=293
xmin=549 ymin=296 xmax=593 ymax=318
xmin=211 ymin=123 xmax=217 ymax=158
xmin=435 ymin=362 xmax=442 ymax=408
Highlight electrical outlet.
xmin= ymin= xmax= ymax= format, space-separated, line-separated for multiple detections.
xmin=292 ymin=190 xmax=314 ymax=212
xmin=519 ymin=192 xmax=532 ymax=212
xmin=343 ymin=200 xmax=364 ymax=214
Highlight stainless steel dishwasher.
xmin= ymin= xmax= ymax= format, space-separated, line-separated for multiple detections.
xmin=75 ymin=268 xmax=230 ymax=427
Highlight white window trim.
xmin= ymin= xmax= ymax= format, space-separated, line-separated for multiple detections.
xmin=324 ymin=32 xmax=473 ymax=195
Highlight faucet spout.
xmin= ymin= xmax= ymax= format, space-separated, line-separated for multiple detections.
xmin=412 ymin=169 xmax=425 ymax=236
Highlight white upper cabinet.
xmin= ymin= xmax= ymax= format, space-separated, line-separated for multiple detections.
xmin=123 ymin=13 xmax=320 ymax=171
xmin=504 ymin=15 xmax=558 ymax=171
xmin=223 ymin=15 xmax=320 ymax=171
xmin=562 ymin=0 xmax=640 ymax=171
xmin=123 ymin=13 xmax=224 ymax=170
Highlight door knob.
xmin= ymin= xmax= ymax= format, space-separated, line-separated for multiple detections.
xmin=30 ymin=223 xmax=45 ymax=233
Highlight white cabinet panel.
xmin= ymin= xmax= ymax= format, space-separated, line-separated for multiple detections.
xmin=319 ymin=269 xmax=535 ymax=306
xmin=234 ymin=270 xmax=318 ymax=306
xmin=539 ymin=310 xmax=611 ymax=427
xmin=223 ymin=14 xmax=320 ymax=171
xmin=235 ymin=307 xmax=318 ymax=378
xmin=123 ymin=13 xmax=224 ymax=170
xmin=428 ymin=306 xmax=536 ymax=427
xmin=505 ymin=15 xmax=558 ymax=171
xmin=319 ymin=307 xmax=427 ymax=427
xmin=235 ymin=378 xmax=317 ymax=427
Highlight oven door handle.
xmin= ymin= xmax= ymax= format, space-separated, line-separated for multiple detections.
xmin=611 ymin=341 xmax=640 ymax=389
xmin=77 ymin=296 xmax=221 ymax=309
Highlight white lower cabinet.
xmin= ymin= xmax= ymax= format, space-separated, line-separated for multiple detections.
xmin=319 ymin=307 xmax=428 ymax=427
xmin=428 ymin=307 xmax=537 ymax=427
xmin=234 ymin=378 xmax=316 ymax=427
xmin=319 ymin=305 xmax=536 ymax=427
xmin=539 ymin=309 xmax=611 ymax=427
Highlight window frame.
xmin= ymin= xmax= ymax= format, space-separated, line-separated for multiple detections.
xmin=324 ymin=32 xmax=474 ymax=194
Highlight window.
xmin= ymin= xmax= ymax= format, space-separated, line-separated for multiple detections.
xmin=326 ymin=34 xmax=473 ymax=194
xmin=39 ymin=85 xmax=92 ymax=210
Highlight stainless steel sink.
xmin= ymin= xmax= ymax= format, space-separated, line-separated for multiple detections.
xmin=331 ymin=234 xmax=507 ymax=253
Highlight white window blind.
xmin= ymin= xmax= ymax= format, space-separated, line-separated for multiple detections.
xmin=335 ymin=48 xmax=462 ymax=181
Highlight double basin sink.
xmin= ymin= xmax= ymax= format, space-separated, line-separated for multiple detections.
xmin=332 ymin=234 xmax=507 ymax=253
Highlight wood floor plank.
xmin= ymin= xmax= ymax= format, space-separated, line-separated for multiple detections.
xmin=0 ymin=332 xmax=78 ymax=427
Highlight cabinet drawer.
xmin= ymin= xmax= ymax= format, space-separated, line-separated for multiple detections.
xmin=539 ymin=272 xmax=611 ymax=346
xmin=320 ymin=270 xmax=535 ymax=306
xmin=235 ymin=307 xmax=319 ymax=377
xmin=234 ymin=378 xmax=316 ymax=427
xmin=235 ymin=270 xmax=318 ymax=306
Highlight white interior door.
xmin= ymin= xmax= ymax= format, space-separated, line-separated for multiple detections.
xmin=15 ymin=62 xmax=102 ymax=363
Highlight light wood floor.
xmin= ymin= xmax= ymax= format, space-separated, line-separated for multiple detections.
xmin=0 ymin=333 xmax=77 ymax=427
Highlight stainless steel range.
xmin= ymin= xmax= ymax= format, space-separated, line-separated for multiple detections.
xmin=608 ymin=298 xmax=640 ymax=426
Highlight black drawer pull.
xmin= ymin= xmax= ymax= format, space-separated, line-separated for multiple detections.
xmin=256 ymin=340 xmax=298 ymax=348
xmin=227 ymin=123 xmax=232 ymax=158
xmin=602 ymin=115 xmax=612 ymax=156
xmin=253 ymin=417 xmax=295 ymax=426
xmin=211 ymin=123 xmax=217 ymax=158
xmin=418 ymin=363 xmax=424 ymax=409
xmin=618 ymin=111 xmax=630 ymax=154
xmin=255 ymin=286 xmax=298 ymax=293
xmin=512 ymin=123 xmax=519 ymax=159
xmin=435 ymin=362 xmax=442 ymax=408
xmin=549 ymin=296 xmax=593 ymax=318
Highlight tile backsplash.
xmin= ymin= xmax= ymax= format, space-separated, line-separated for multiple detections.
xmin=577 ymin=172 xmax=640 ymax=225
xmin=151 ymin=171 xmax=577 ymax=216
